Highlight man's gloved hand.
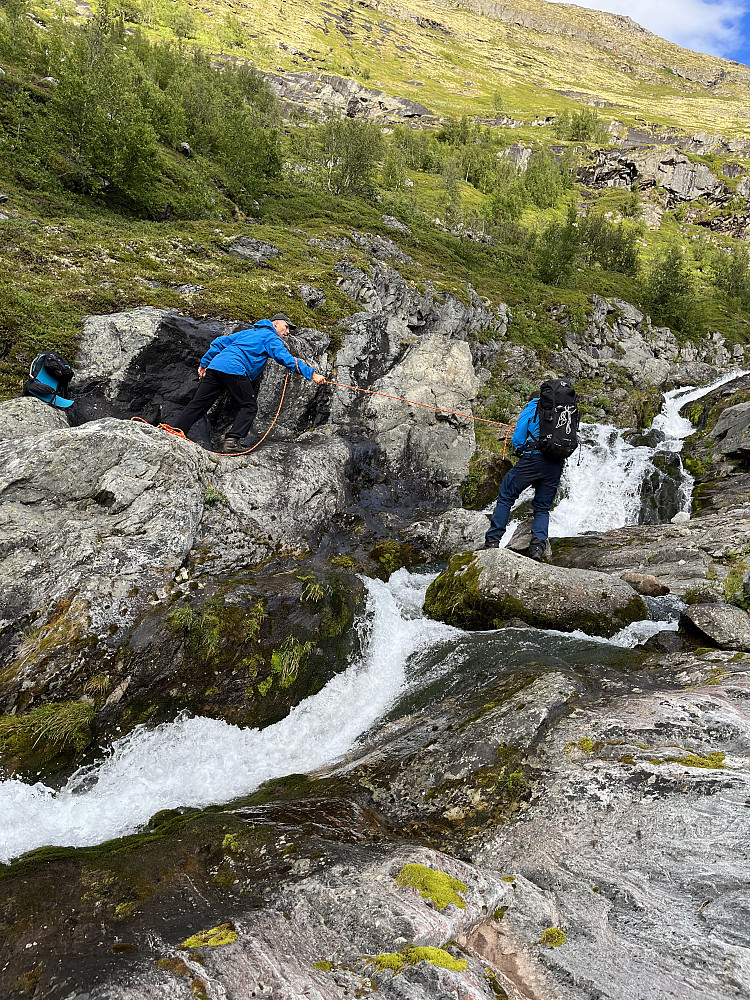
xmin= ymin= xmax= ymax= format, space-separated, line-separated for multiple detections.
xmin=198 ymin=366 xmax=207 ymax=379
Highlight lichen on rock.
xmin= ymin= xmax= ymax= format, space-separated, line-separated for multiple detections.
xmin=395 ymin=862 xmax=468 ymax=910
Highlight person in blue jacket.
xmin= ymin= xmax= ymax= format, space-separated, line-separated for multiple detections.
xmin=174 ymin=314 xmax=325 ymax=453
xmin=483 ymin=391 xmax=565 ymax=561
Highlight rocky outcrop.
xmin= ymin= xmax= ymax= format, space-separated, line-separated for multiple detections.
xmin=424 ymin=548 xmax=647 ymax=636
xmin=226 ymin=236 xmax=282 ymax=263
xmin=557 ymin=294 xmax=743 ymax=396
xmin=581 ymin=147 xmax=727 ymax=203
xmin=263 ymin=70 xmax=434 ymax=121
xmin=680 ymin=603 xmax=750 ymax=650
xmin=713 ymin=401 xmax=750 ymax=457
xmin=4 ymin=599 xmax=747 ymax=1000
xmin=0 ymin=396 xmax=69 ymax=439
xmin=404 ymin=508 xmax=490 ymax=559
xmin=0 ymin=412 xmax=358 ymax=751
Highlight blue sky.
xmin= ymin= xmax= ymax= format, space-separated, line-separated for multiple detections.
xmin=553 ymin=1 xmax=750 ymax=66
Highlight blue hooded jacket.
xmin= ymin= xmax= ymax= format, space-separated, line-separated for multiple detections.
xmin=200 ymin=320 xmax=315 ymax=381
xmin=512 ymin=396 xmax=540 ymax=452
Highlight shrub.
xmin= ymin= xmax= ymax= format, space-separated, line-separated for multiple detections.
xmin=316 ymin=114 xmax=383 ymax=195
xmin=641 ymin=244 xmax=700 ymax=336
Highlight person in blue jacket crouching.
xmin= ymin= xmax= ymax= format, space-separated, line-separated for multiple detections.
xmin=483 ymin=392 xmax=565 ymax=561
xmin=174 ymin=313 xmax=326 ymax=453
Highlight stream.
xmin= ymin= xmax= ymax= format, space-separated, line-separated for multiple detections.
xmin=0 ymin=371 xmax=743 ymax=864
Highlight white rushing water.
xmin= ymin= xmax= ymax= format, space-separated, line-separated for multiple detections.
xmin=0 ymin=572 xmax=456 ymax=863
xmin=0 ymin=371 xmax=745 ymax=863
xmin=498 ymin=369 xmax=749 ymax=538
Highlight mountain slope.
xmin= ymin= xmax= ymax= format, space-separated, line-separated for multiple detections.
xmin=164 ymin=0 xmax=750 ymax=131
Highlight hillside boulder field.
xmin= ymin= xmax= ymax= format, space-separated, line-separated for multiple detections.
xmin=2 ymin=2 xmax=750 ymax=999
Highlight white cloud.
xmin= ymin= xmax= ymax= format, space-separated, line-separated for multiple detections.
xmin=551 ymin=0 xmax=749 ymax=57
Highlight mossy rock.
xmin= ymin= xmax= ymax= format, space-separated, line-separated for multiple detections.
xmin=395 ymin=863 xmax=467 ymax=909
xmin=424 ymin=550 xmax=647 ymax=637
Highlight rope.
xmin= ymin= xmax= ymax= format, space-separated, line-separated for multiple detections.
xmin=131 ymin=360 xmax=517 ymax=459
xmin=322 ymin=378 xmax=516 ymax=457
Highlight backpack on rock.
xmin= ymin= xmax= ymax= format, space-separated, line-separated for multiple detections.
xmin=533 ymin=378 xmax=579 ymax=461
xmin=23 ymin=351 xmax=75 ymax=409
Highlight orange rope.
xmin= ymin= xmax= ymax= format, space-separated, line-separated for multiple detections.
xmin=322 ymin=379 xmax=516 ymax=458
xmin=130 ymin=371 xmax=290 ymax=458
xmin=131 ymin=362 xmax=517 ymax=459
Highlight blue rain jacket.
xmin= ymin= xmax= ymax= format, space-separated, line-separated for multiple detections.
xmin=200 ymin=319 xmax=315 ymax=381
xmin=512 ymin=397 xmax=540 ymax=452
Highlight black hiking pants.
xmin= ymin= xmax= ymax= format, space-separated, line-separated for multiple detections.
xmin=174 ymin=369 xmax=259 ymax=439
xmin=485 ymin=450 xmax=564 ymax=546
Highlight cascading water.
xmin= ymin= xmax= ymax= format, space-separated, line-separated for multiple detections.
xmin=0 ymin=371 xmax=745 ymax=863
xmin=0 ymin=573 xmax=457 ymax=864
xmin=520 ymin=369 xmax=748 ymax=538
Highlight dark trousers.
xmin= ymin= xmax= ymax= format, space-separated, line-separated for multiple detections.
xmin=174 ymin=369 xmax=258 ymax=439
xmin=486 ymin=451 xmax=564 ymax=545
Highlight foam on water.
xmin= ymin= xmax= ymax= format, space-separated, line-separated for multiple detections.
xmin=0 ymin=571 xmax=455 ymax=864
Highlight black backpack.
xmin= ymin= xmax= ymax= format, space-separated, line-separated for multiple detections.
xmin=532 ymin=378 xmax=579 ymax=461
xmin=23 ymin=351 xmax=74 ymax=406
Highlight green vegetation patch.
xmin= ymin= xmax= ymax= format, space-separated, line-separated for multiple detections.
xmin=0 ymin=700 xmax=94 ymax=762
xmin=181 ymin=923 xmax=238 ymax=948
xmin=372 ymin=946 xmax=467 ymax=972
xmin=539 ymin=927 xmax=567 ymax=947
xmin=665 ymin=751 xmax=725 ymax=769
xmin=395 ymin=863 xmax=467 ymax=910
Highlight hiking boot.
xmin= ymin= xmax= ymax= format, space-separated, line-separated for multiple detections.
xmin=527 ymin=540 xmax=545 ymax=562
xmin=483 ymin=539 xmax=500 ymax=549
xmin=222 ymin=436 xmax=245 ymax=454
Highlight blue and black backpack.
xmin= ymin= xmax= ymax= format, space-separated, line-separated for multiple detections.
xmin=23 ymin=351 xmax=75 ymax=409
xmin=533 ymin=378 xmax=579 ymax=461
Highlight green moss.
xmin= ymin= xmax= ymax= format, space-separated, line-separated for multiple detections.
xmin=373 ymin=952 xmax=407 ymax=972
xmin=403 ymin=946 xmax=467 ymax=971
xmin=501 ymin=875 xmax=516 ymax=883
xmin=371 ymin=945 xmax=467 ymax=972
xmin=370 ymin=540 xmax=422 ymax=580
xmin=257 ymin=675 xmax=273 ymax=697
xmin=493 ymin=906 xmax=508 ymax=920
xmin=665 ymin=751 xmax=725 ymax=769
xmin=396 ymin=863 xmax=467 ymax=910
xmin=424 ymin=552 xmax=481 ymax=628
xmin=330 ymin=555 xmax=356 ymax=569
xmin=539 ymin=927 xmax=567 ymax=947
xmin=222 ymin=833 xmax=241 ymax=853
xmin=313 ymin=961 xmax=334 ymax=972
xmin=180 ymin=923 xmax=238 ymax=948
xmin=578 ymin=737 xmax=595 ymax=754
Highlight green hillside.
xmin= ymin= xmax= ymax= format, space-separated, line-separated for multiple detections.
xmin=32 ymin=0 xmax=750 ymax=132
xmin=1 ymin=0 xmax=750 ymax=406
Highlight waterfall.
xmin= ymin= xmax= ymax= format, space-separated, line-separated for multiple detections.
xmin=0 ymin=573 xmax=456 ymax=864
xmin=0 ymin=372 xmax=745 ymax=863
xmin=545 ymin=369 xmax=746 ymax=538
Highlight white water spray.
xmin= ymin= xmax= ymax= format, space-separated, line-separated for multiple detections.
xmin=0 ymin=572 xmax=455 ymax=864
